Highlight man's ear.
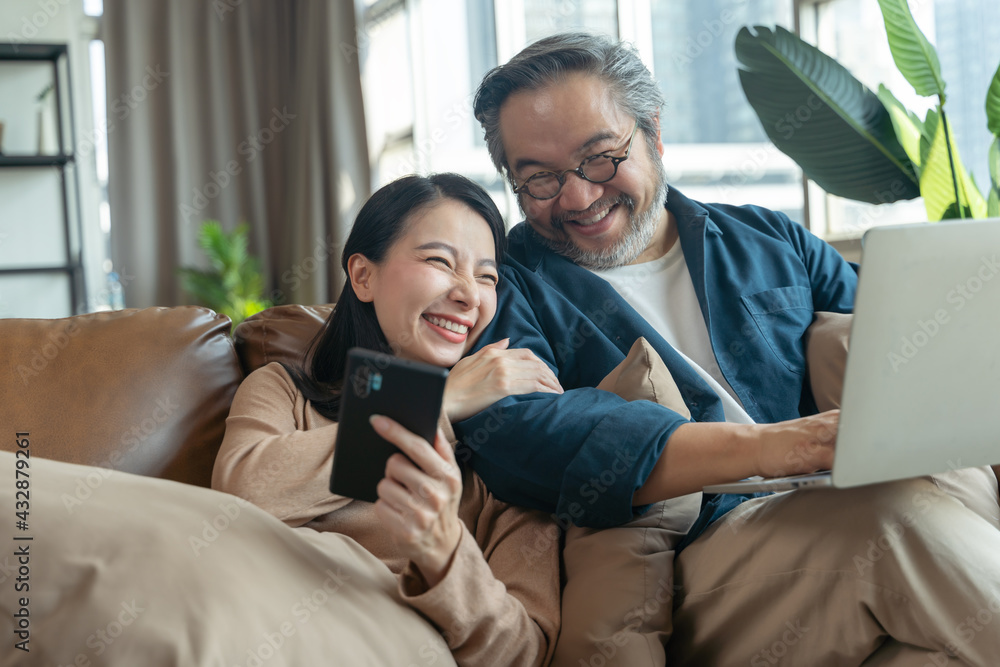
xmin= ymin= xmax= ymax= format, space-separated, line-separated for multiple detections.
xmin=651 ymin=112 xmax=665 ymax=157
xmin=347 ymin=253 xmax=376 ymax=302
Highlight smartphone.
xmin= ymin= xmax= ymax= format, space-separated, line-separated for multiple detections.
xmin=329 ymin=347 xmax=449 ymax=503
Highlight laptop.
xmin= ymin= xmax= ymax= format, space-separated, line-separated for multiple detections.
xmin=704 ymin=218 xmax=1000 ymax=494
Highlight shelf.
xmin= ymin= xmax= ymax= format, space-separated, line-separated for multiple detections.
xmin=0 ymin=43 xmax=67 ymax=61
xmin=0 ymin=155 xmax=73 ymax=167
xmin=0 ymin=40 xmax=84 ymax=316
xmin=0 ymin=264 xmax=79 ymax=275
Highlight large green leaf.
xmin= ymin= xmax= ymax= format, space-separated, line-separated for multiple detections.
xmin=877 ymin=0 xmax=946 ymax=99
xmin=987 ymin=61 xmax=1000 ymax=137
xmin=918 ymin=109 xmax=987 ymax=220
xmin=876 ymin=85 xmax=924 ymax=169
xmin=735 ymin=25 xmax=919 ymax=204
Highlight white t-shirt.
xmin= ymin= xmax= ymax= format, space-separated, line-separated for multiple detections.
xmin=593 ymin=242 xmax=755 ymax=424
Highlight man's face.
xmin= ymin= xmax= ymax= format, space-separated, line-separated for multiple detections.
xmin=498 ymin=72 xmax=669 ymax=269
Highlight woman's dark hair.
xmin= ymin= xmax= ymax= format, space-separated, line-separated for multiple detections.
xmin=283 ymin=173 xmax=506 ymax=421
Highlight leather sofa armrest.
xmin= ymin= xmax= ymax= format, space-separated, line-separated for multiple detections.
xmin=0 ymin=307 xmax=241 ymax=487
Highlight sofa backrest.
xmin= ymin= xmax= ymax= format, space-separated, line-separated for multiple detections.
xmin=233 ymin=304 xmax=333 ymax=376
xmin=0 ymin=307 xmax=241 ymax=488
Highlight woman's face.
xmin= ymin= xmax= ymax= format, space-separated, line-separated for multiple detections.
xmin=350 ymin=198 xmax=500 ymax=368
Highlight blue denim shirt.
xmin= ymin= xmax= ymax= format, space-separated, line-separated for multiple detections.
xmin=456 ymin=188 xmax=859 ymax=536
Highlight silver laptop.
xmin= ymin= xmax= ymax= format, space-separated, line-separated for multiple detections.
xmin=704 ymin=218 xmax=1000 ymax=494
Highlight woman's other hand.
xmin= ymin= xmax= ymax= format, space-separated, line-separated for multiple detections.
xmin=371 ymin=415 xmax=464 ymax=587
xmin=443 ymin=339 xmax=563 ymax=422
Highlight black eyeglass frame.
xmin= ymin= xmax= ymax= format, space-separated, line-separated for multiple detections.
xmin=509 ymin=120 xmax=640 ymax=201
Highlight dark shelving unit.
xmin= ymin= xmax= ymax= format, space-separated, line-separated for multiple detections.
xmin=0 ymin=42 xmax=86 ymax=316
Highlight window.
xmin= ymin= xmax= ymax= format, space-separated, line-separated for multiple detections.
xmin=649 ymin=0 xmax=801 ymax=221
xmin=358 ymin=1 xmax=997 ymax=241
xmin=798 ymin=0 xmax=1000 ymax=238
xmin=359 ymin=0 xmax=804 ymax=228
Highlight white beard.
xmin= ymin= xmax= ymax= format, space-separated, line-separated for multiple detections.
xmin=528 ymin=168 xmax=670 ymax=271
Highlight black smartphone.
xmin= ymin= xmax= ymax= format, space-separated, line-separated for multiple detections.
xmin=329 ymin=347 xmax=449 ymax=503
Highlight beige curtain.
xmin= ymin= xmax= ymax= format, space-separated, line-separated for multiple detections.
xmin=102 ymin=0 xmax=369 ymax=308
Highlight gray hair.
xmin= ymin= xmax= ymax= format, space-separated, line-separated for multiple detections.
xmin=473 ymin=31 xmax=666 ymax=177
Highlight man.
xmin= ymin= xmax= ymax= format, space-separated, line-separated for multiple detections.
xmin=457 ymin=32 xmax=1000 ymax=665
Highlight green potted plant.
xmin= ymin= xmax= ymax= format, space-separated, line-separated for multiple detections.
xmin=178 ymin=221 xmax=273 ymax=330
xmin=735 ymin=0 xmax=1000 ymax=221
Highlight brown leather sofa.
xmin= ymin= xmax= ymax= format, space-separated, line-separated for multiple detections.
xmin=0 ymin=304 xmax=331 ymax=487
xmin=0 ymin=303 xmax=473 ymax=666
xmin=3 ymin=305 xmax=996 ymax=667
xmin=0 ymin=305 xmax=855 ymax=488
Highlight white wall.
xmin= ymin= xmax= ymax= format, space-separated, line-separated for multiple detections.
xmin=0 ymin=0 xmax=105 ymax=318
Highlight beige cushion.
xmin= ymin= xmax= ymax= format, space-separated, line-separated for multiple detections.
xmin=804 ymin=311 xmax=852 ymax=411
xmin=554 ymin=337 xmax=702 ymax=667
xmin=553 ymin=316 xmax=855 ymax=667
xmin=0 ymin=451 xmax=456 ymax=666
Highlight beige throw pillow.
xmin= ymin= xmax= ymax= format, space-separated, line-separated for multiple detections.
xmin=804 ymin=311 xmax=851 ymax=411
xmin=553 ymin=337 xmax=701 ymax=667
xmin=0 ymin=452 xmax=455 ymax=666
xmin=553 ymin=315 xmax=855 ymax=667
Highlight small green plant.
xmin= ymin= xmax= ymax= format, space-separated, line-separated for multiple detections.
xmin=178 ymin=221 xmax=272 ymax=330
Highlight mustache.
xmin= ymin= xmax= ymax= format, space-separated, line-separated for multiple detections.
xmin=551 ymin=195 xmax=634 ymax=230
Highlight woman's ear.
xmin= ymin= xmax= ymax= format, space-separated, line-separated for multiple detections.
xmin=347 ymin=253 xmax=376 ymax=303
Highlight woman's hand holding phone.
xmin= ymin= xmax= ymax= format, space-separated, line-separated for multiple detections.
xmin=370 ymin=415 xmax=464 ymax=588
xmin=443 ymin=339 xmax=563 ymax=422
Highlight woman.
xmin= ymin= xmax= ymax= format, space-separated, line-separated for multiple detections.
xmin=213 ymin=173 xmax=564 ymax=666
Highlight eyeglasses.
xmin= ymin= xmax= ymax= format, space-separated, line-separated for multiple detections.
xmin=510 ymin=121 xmax=640 ymax=200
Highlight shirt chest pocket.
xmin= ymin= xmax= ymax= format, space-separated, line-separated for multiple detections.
xmin=740 ymin=285 xmax=814 ymax=375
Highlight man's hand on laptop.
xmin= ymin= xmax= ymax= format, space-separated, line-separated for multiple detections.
xmin=752 ymin=410 xmax=838 ymax=479
xmin=634 ymin=411 xmax=840 ymax=503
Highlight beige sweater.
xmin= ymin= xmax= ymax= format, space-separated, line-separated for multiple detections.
xmin=212 ymin=363 xmax=560 ymax=667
